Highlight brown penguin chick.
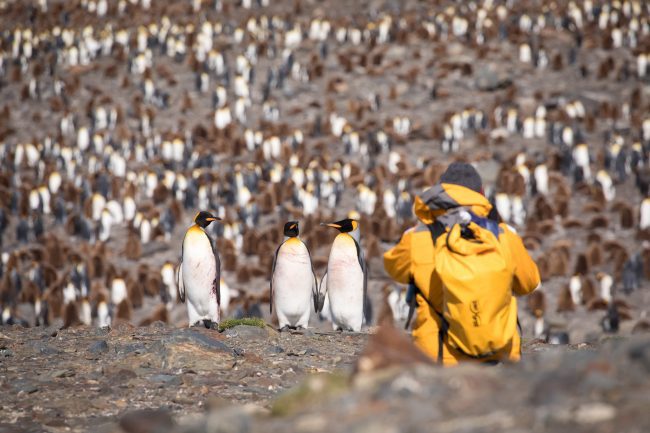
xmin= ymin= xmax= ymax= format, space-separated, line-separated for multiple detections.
xmin=242 ymin=230 xmax=259 ymax=256
xmin=533 ymin=196 xmax=555 ymax=221
xmin=128 ymin=277 xmax=144 ymax=310
xmin=581 ymin=276 xmax=597 ymax=305
xmin=115 ymin=299 xmax=132 ymax=323
xmin=527 ymin=290 xmax=546 ymax=317
xmin=377 ymin=284 xmax=395 ymax=327
xmin=589 ymin=215 xmax=609 ymax=229
xmin=146 ymin=275 xmax=163 ymax=298
xmin=523 ymin=235 xmax=541 ymax=251
xmin=574 ymin=253 xmax=589 ymax=276
xmin=89 ymin=253 xmax=105 ymax=280
xmin=138 ymin=304 xmax=168 ymax=326
xmin=586 ymin=242 xmax=603 ymax=268
xmin=556 ymin=285 xmax=575 ymax=312
xmin=562 ymin=218 xmax=584 ymax=229
xmin=222 ymin=251 xmax=238 ymax=272
xmin=536 ymin=255 xmax=549 ymax=281
xmin=547 ymin=249 xmax=568 ymax=278
xmin=353 ymin=324 xmax=432 ymax=377
xmin=236 ymin=265 xmax=251 ymax=284
xmin=45 ymin=235 xmax=66 ymax=269
xmin=61 ymin=302 xmax=82 ymax=329
xmin=619 ymin=204 xmax=634 ymax=229
xmin=124 ymin=229 xmax=142 ymax=260
xmin=365 ymin=234 xmax=381 ymax=260
xmin=581 ymin=202 xmax=602 ymax=214
xmin=587 ymin=298 xmax=609 ymax=311
xmin=631 ymin=319 xmax=650 ymax=334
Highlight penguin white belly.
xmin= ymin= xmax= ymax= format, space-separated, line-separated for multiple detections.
xmin=327 ymin=235 xmax=364 ymax=331
xmin=182 ymin=227 xmax=219 ymax=325
xmin=273 ymin=238 xmax=313 ymax=328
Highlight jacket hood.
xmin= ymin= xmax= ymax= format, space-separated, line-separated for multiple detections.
xmin=414 ymin=183 xmax=492 ymax=225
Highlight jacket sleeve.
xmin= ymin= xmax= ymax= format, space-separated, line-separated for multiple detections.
xmin=383 ymin=229 xmax=414 ymax=285
xmin=502 ymin=225 xmax=541 ymax=296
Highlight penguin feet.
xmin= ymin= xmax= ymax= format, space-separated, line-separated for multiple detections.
xmin=191 ymin=319 xmax=220 ymax=330
xmin=279 ymin=325 xmax=293 ymax=332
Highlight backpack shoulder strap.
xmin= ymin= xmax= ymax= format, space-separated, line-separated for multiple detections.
xmin=426 ymin=220 xmax=447 ymax=247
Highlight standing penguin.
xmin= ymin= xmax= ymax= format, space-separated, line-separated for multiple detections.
xmin=270 ymin=221 xmax=319 ymax=330
xmin=178 ymin=211 xmax=222 ymax=328
xmin=322 ymin=218 xmax=371 ymax=331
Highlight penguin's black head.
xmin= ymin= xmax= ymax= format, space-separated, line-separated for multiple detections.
xmin=194 ymin=211 xmax=221 ymax=228
xmin=283 ymin=221 xmax=299 ymax=237
xmin=322 ymin=218 xmax=358 ymax=233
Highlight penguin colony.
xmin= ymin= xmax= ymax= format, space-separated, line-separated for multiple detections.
xmin=0 ymin=0 xmax=648 ymax=342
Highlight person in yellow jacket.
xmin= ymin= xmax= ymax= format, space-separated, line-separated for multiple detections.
xmin=384 ymin=162 xmax=540 ymax=366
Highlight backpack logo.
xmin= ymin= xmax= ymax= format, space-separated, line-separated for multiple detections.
xmin=470 ymin=300 xmax=481 ymax=327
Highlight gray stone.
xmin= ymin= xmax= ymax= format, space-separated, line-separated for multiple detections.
xmin=475 ymin=67 xmax=512 ymax=91
xmin=223 ymin=326 xmax=269 ymax=340
xmin=167 ymin=329 xmax=232 ymax=352
xmin=628 ymin=340 xmax=650 ymax=373
xmin=118 ymin=343 xmax=147 ymax=355
xmin=119 ymin=408 xmax=174 ymax=433
xmin=32 ymin=342 xmax=62 ymax=356
xmin=150 ymin=374 xmax=182 ymax=387
xmin=50 ymin=369 xmax=74 ymax=378
xmin=205 ymin=406 xmax=253 ymax=433
xmin=266 ymin=345 xmax=285 ymax=354
xmin=88 ymin=340 xmax=109 ymax=354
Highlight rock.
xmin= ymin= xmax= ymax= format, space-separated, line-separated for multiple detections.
xmin=119 ymin=408 xmax=174 ymax=433
xmin=104 ymin=367 xmax=138 ymax=382
xmin=152 ymin=329 xmax=234 ymax=371
xmin=204 ymin=406 xmax=256 ymax=433
xmin=223 ymin=326 xmax=270 ymax=340
xmin=50 ymin=369 xmax=75 ymax=378
xmin=150 ymin=374 xmax=182 ymax=387
xmin=88 ymin=340 xmax=109 ymax=355
xmin=265 ymin=345 xmax=285 ymax=354
xmin=628 ymin=340 xmax=650 ymax=373
xmin=31 ymin=342 xmax=62 ymax=356
xmin=12 ymin=379 xmax=38 ymax=394
xmin=475 ymin=66 xmax=512 ymax=91
xmin=574 ymin=402 xmax=617 ymax=424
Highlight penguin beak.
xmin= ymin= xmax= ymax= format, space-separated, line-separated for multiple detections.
xmin=206 ymin=217 xmax=220 ymax=222
xmin=322 ymin=223 xmax=341 ymax=229
xmin=290 ymin=224 xmax=297 ymax=230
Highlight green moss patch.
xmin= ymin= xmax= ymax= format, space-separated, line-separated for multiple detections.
xmin=217 ymin=317 xmax=267 ymax=332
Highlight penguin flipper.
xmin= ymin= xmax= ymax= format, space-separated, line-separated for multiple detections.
xmin=316 ymin=271 xmax=328 ymax=313
xmin=177 ymin=261 xmax=185 ymax=303
xmin=353 ymin=238 xmax=372 ymax=325
xmin=204 ymin=230 xmax=222 ymax=307
xmin=362 ymin=259 xmax=372 ymax=325
xmin=269 ymin=242 xmax=284 ymax=314
xmin=305 ymin=241 xmax=323 ymax=313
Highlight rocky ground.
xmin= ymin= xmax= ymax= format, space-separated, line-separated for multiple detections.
xmin=1 ymin=323 xmax=650 ymax=433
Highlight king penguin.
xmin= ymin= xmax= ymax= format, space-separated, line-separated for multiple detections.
xmin=178 ymin=211 xmax=222 ymax=328
xmin=322 ymin=218 xmax=371 ymax=331
xmin=270 ymin=221 xmax=319 ymax=330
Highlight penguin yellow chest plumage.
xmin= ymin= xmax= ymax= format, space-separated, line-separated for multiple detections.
xmin=181 ymin=225 xmax=219 ymax=324
xmin=327 ymin=233 xmax=365 ymax=331
xmin=272 ymin=236 xmax=314 ymax=328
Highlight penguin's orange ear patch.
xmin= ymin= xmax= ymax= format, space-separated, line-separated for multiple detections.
xmin=194 ymin=211 xmax=201 ymax=222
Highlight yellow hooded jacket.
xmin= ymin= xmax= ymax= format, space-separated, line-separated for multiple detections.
xmin=383 ymin=183 xmax=540 ymax=365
